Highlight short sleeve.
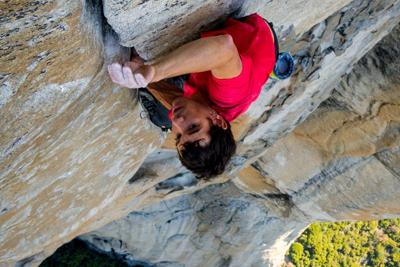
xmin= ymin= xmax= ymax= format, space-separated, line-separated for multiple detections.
xmin=208 ymin=54 xmax=253 ymax=107
xmin=182 ymin=83 xmax=197 ymax=98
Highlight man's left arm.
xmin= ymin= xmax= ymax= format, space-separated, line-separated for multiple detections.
xmin=108 ymin=34 xmax=242 ymax=88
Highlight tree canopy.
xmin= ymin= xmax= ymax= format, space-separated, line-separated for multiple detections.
xmin=286 ymin=219 xmax=400 ymax=267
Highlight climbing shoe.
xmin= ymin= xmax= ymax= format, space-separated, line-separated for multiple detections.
xmin=138 ymin=88 xmax=172 ymax=132
xmin=270 ymin=52 xmax=295 ymax=80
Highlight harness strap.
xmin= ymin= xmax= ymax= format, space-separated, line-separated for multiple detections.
xmin=266 ymin=20 xmax=280 ymax=62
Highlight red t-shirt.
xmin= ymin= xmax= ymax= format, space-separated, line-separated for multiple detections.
xmin=183 ymin=13 xmax=276 ymax=122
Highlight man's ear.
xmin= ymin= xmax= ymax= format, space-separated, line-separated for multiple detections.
xmin=210 ymin=111 xmax=228 ymax=130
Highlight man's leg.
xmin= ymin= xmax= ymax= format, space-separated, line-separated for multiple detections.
xmin=138 ymin=88 xmax=172 ymax=132
xmin=147 ymin=80 xmax=184 ymax=110
xmin=138 ymin=77 xmax=186 ymax=132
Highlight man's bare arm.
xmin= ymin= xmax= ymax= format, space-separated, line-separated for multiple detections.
xmin=151 ymin=34 xmax=242 ymax=81
xmin=108 ymin=34 xmax=242 ymax=88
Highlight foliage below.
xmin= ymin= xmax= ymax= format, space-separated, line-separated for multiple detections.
xmin=286 ymin=219 xmax=400 ymax=267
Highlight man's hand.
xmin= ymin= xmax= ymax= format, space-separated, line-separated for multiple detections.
xmin=107 ymin=57 xmax=155 ymax=89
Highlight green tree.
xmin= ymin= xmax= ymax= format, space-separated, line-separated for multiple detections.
xmin=290 ymin=242 xmax=304 ymax=266
xmin=371 ymin=243 xmax=386 ymax=267
xmin=286 ymin=219 xmax=400 ymax=267
xmin=392 ymin=249 xmax=400 ymax=265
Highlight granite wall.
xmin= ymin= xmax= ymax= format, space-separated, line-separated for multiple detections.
xmin=0 ymin=0 xmax=399 ymax=266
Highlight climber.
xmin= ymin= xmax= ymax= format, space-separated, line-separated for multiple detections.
xmin=108 ymin=13 xmax=293 ymax=179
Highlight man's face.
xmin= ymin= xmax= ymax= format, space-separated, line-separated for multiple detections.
xmin=171 ymin=97 xmax=214 ymax=152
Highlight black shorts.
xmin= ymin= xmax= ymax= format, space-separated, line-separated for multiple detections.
xmin=164 ymin=74 xmax=189 ymax=91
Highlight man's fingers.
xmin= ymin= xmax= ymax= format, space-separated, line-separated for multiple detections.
xmin=128 ymin=59 xmax=144 ymax=72
xmin=133 ymin=73 xmax=148 ymax=88
xmin=131 ymin=54 xmax=144 ymax=62
xmin=122 ymin=66 xmax=137 ymax=88
xmin=108 ymin=63 xmax=124 ymax=83
xmin=108 ymin=62 xmax=149 ymax=89
xmin=108 ymin=63 xmax=122 ymax=82
xmin=132 ymin=56 xmax=144 ymax=64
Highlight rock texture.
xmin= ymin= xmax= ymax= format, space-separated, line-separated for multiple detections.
xmin=81 ymin=182 xmax=308 ymax=267
xmin=104 ymin=0 xmax=244 ymax=60
xmin=0 ymin=0 xmax=400 ymax=266
xmin=0 ymin=0 xmax=162 ymax=265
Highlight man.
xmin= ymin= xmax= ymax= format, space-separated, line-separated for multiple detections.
xmin=108 ymin=14 xmax=277 ymax=179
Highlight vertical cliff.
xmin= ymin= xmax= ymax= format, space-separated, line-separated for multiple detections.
xmin=0 ymin=0 xmax=399 ymax=266
xmin=80 ymin=20 xmax=400 ymax=267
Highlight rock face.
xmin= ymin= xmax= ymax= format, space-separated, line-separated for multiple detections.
xmin=81 ymin=182 xmax=308 ymax=267
xmin=0 ymin=0 xmax=162 ymax=265
xmin=80 ymin=21 xmax=400 ymax=267
xmin=0 ymin=0 xmax=399 ymax=266
xmin=104 ymin=0 xmax=244 ymax=60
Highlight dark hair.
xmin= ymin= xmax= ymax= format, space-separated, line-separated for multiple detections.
xmin=178 ymin=123 xmax=236 ymax=179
